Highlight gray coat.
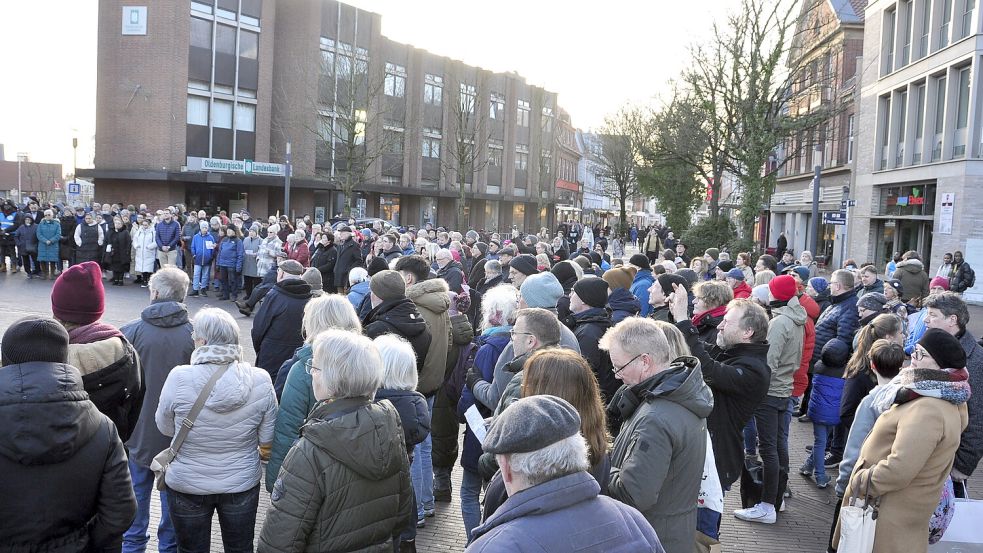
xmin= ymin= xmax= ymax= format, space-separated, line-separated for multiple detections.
xmin=466 ymin=471 xmax=663 ymax=553
xmin=121 ymin=301 xmax=194 ymax=468
xmin=242 ymin=235 xmax=262 ymax=277
xmin=957 ymin=330 xmax=983 ymax=476
xmin=607 ymin=357 xmax=713 ymax=553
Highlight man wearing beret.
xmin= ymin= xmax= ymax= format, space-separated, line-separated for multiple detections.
xmin=466 ymin=395 xmax=664 ymax=552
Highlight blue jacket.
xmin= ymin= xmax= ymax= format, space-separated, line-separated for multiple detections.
xmin=154 ymin=220 xmax=181 ymax=249
xmin=190 ymin=232 xmax=217 ymax=266
xmin=459 ymin=329 xmax=511 ymax=473
xmin=467 ymin=471 xmax=664 ymax=553
xmin=35 ymin=219 xmax=62 ymax=262
xmin=347 ymin=280 xmax=370 ymax=309
xmin=630 ymin=269 xmax=655 ymax=317
xmin=216 ymin=237 xmax=244 ymax=272
xmin=811 ymin=287 xmax=859 ymax=366
xmin=808 ymin=373 xmax=845 ymax=425
xmin=607 ymin=287 xmax=641 ymax=324
xmin=905 ymin=308 xmax=929 ymax=355
xmin=266 ymin=344 xmax=313 ymax=492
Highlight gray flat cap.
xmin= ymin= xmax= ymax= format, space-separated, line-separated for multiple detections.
xmin=482 ymin=395 xmax=581 ymax=455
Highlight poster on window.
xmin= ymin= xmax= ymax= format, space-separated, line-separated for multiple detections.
xmin=939 ymin=193 xmax=955 ymax=235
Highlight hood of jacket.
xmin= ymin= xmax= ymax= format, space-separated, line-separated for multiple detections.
xmin=571 ymin=307 xmax=612 ymax=327
xmin=188 ymin=344 xmax=254 ymax=413
xmin=773 ymin=295 xmax=807 ymax=327
xmin=437 ymin=260 xmax=464 ymax=277
xmin=407 ymin=278 xmax=451 ymax=315
xmin=897 ymin=258 xmax=925 ymax=274
xmin=370 ymin=298 xmax=429 ymax=339
xmin=607 ymin=287 xmax=640 ymax=315
xmin=0 ymin=362 xmax=102 ymax=465
xmin=274 ymin=277 xmax=313 ymax=299
xmin=302 ymin=397 xmax=405 ymax=480
xmin=637 ymin=355 xmax=714 ymax=419
xmin=474 ymin=471 xmax=600 ymax=539
xmin=141 ymin=300 xmax=190 ymax=328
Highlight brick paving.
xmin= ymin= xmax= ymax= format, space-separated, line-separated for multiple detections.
xmin=2 ymin=266 xmax=982 ymax=552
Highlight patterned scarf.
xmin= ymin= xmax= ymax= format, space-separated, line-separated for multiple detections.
xmin=895 ymin=366 xmax=972 ymax=405
xmin=68 ymin=322 xmax=123 ymax=344
xmin=191 ymin=343 xmax=243 ymax=366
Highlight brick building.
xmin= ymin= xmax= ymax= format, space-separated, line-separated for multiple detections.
xmin=84 ymin=0 xmax=576 ymax=231
xmin=0 ymin=156 xmax=64 ymax=204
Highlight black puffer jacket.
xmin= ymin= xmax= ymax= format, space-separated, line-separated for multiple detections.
xmin=0 ymin=362 xmax=136 ymax=552
xmin=72 ymin=336 xmax=145 ymax=443
xmin=251 ymin=278 xmax=313 ymax=381
xmin=310 ymin=243 xmax=338 ymax=290
xmin=375 ymin=388 xmax=432 ymax=454
xmin=566 ymin=308 xmax=618 ymax=401
xmin=952 ymin=261 xmax=976 ymax=293
xmin=362 ymin=298 xmax=433 ymax=374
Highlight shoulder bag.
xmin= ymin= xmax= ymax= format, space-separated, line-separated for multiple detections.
xmin=838 ymin=468 xmax=879 ymax=553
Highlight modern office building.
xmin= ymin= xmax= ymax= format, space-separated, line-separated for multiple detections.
xmin=85 ymin=0 xmax=576 ymax=231
xmin=851 ymin=0 xmax=983 ymax=300
xmin=771 ymin=0 xmax=866 ymax=267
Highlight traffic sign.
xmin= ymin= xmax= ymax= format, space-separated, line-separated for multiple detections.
xmin=840 ymin=199 xmax=856 ymax=210
xmin=67 ymin=181 xmax=81 ymax=195
xmin=823 ymin=211 xmax=847 ymax=225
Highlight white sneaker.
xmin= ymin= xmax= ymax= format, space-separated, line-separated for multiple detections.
xmin=734 ymin=503 xmax=777 ymax=524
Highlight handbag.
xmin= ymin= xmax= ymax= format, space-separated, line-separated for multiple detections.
xmin=929 ymin=481 xmax=983 ymax=552
xmin=150 ymin=362 xmax=233 ymax=491
xmin=837 ymin=470 xmax=879 ymax=553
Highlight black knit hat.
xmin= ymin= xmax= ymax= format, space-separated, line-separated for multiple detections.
xmin=918 ymin=328 xmax=967 ymax=369
xmin=657 ymin=273 xmax=689 ymax=296
xmin=629 ymin=253 xmax=651 ymax=270
xmin=510 ymin=254 xmax=539 ymax=277
xmin=551 ymin=261 xmax=578 ymax=292
xmin=367 ymin=256 xmax=390 ymax=276
xmin=717 ymin=260 xmax=735 ymax=273
xmin=1 ymin=317 xmax=70 ymax=366
xmin=573 ymin=278 xmax=610 ymax=309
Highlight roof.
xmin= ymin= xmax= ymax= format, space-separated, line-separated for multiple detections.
xmin=829 ymin=0 xmax=868 ymax=23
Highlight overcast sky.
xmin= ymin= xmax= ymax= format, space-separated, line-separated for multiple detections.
xmin=0 ymin=0 xmax=739 ymax=176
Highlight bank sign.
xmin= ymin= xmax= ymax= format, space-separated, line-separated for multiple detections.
xmin=186 ymin=157 xmax=286 ymax=177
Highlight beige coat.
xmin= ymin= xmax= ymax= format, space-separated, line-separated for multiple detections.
xmin=406 ymin=278 xmax=451 ymax=397
xmin=834 ymin=397 xmax=968 ymax=553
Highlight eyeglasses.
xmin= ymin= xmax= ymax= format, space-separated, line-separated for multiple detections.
xmin=911 ymin=347 xmax=927 ymax=361
xmin=304 ymin=359 xmax=322 ymax=375
xmin=613 ymin=353 xmax=645 ymax=375
xmin=510 ymin=329 xmax=534 ymax=340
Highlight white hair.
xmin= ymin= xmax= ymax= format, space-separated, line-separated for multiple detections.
xmin=598 ymin=317 xmax=672 ymax=368
xmin=312 ymin=329 xmax=384 ymax=400
xmin=374 ymin=334 xmax=418 ymax=391
xmin=149 ymin=267 xmax=190 ymax=302
xmin=504 ymin=433 xmax=590 ymax=487
xmin=718 ymin=252 xmax=731 ymax=262
xmin=481 ymin=284 xmax=520 ymax=330
xmin=485 ymin=259 xmax=502 ymax=277
xmin=193 ymin=307 xmax=239 ymax=346
xmin=295 ymin=229 xmax=306 ymax=240
xmin=267 ymin=223 xmax=280 ymax=235
xmin=349 ymin=266 xmax=369 ymax=285
xmin=661 ymin=260 xmax=677 ymax=273
xmin=303 ymin=294 xmax=361 ymax=343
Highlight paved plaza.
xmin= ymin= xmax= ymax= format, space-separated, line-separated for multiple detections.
xmin=1 ymin=272 xmax=981 ymax=552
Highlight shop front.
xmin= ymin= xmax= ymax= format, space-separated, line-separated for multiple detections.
xmin=872 ymin=182 xmax=935 ymax=268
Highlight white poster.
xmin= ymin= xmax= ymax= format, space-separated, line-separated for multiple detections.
xmin=314 ymin=207 xmax=325 ymax=224
xmin=121 ymin=6 xmax=147 ymax=35
xmin=963 ymin=238 xmax=983 ymax=304
xmin=940 ymin=193 xmax=955 ymax=235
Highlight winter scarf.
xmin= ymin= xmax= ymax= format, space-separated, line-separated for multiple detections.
xmin=191 ymin=343 xmax=243 ymax=365
xmin=895 ymin=367 xmax=972 ymax=405
xmin=68 ymin=322 xmax=124 ymax=344
xmin=691 ymin=304 xmax=727 ymax=327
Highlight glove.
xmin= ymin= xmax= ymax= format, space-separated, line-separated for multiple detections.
xmin=465 ymin=367 xmax=483 ymax=390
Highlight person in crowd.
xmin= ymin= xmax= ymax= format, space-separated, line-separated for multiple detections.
xmin=362 ymin=270 xmax=433 ymax=372
xmin=131 ymin=217 xmax=157 ymax=286
xmin=567 ymin=278 xmax=619 ymax=401
xmin=629 ymin=254 xmax=655 ymax=317
xmin=267 ymin=294 xmax=361 ymax=490
xmin=603 ymin=265 xmax=641 ymax=323
xmin=251 ymin=259 xmax=313 ymax=381
xmin=259 ymin=329 xmax=412 ymax=552
xmin=754 ymin=269 xmax=776 ymax=287
xmin=937 ymin=252 xmax=955 ymax=278
xmin=648 ymin=273 xmax=690 ymax=323
xmin=189 ymin=221 xmax=216 ymax=297
xmin=14 ymin=213 xmax=40 ymax=278
xmin=858 ymin=264 xmax=885 ymax=298
xmin=458 ymin=284 xmax=520 ymax=539
xmin=285 ymin=230 xmax=310 ymax=267
xmin=0 ymin=317 xmax=137 ymax=552
xmin=508 ymin=254 xmax=538 ymax=290
xmin=435 ymin=248 xmax=466 ymax=294
xmin=346 ymin=266 xmax=371 ymax=308
xmin=35 ymin=209 xmax=62 ymax=279
xmin=726 ymin=268 xmax=752 ymax=299
xmin=601 ymin=317 xmax=712 ymax=553
xmin=59 ymin=206 xmax=80 ymax=270
xmin=104 ymin=216 xmax=131 ymax=286
xmin=676 ymin=242 xmax=692 ymax=266
xmin=800 ymin=339 xmax=849 ymax=489
xmin=892 ymin=250 xmax=930 ymax=302
xmin=923 ymin=291 xmax=983 ymax=495
xmin=882 ymin=279 xmax=909 ymax=319
xmin=776 ymin=250 xmax=795 ymax=274
xmin=799 ymin=251 xmax=819 ymax=279
xmin=51 ymin=261 xmax=144 ymax=442
xmin=74 ymin=211 xmax=105 ymax=264
xmin=807 ymin=277 xmax=831 ymax=314
xmin=642 ymin=229 xmax=663 ymax=264
xmin=241 ymin=227 xmax=263 ymax=297
xmin=691 ymin=280 xmax=733 ymax=344
xmin=120 ymin=268 xmax=193 ymax=553
xmin=216 ymin=226 xmax=244 ymax=301
xmin=467 ymin=395 xmax=663 ymax=552
xmin=833 ymin=329 xmax=970 ymax=553
xmin=950 ymin=250 xmax=976 ymax=294
xmin=180 ymin=212 xmax=199 ymax=282
xmin=155 ymin=307 xmax=277 ymax=553
xmin=334 ymin=224 xmax=363 ymax=291
xmin=155 ymin=209 xmax=181 ymax=268
xmin=308 ymin=230 xmax=337 ymax=294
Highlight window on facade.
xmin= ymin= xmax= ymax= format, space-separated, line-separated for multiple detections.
xmin=216 ymin=0 xmax=237 ymax=20
xmin=386 ymin=130 xmax=403 ymax=154
xmin=238 ymin=30 xmax=259 ymax=93
xmin=913 ymin=83 xmax=926 ymax=163
xmin=940 ymin=0 xmax=953 ymax=49
xmin=900 ymin=0 xmax=913 ymax=66
xmin=214 ymin=24 xmax=236 ymax=88
xmin=488 ymin=148 xmax=503 ymax=166
xmin=235 ymin=103 xmax=255 ymax=159
xmin=514 ymin=149 xmax=528 ymax=170
xmin=189 ymin=17 xmax=212 ymax=84
xmin=919 ymin=0 xmax=931 ymax=57
xmin=896 ymin=91 xmax=908 ymax=165
xmin=933 ymin=76 xmax=947 ymax=160
xmin=517 ymin=100 xmax=530 ymax=127
xmin=187 ymin=96 xmax=209 ymax=126
xmin=235 ymin=103 xmax=255 ymax=132
xmin=460 ymin=84 xmax=476 ymax=114
xmin=878 ymin=96 xmax=891 ymax=169
xmin=384 ymin=63 xmax=406 ymax=97
xmin=954 ymin=66 xmax=971 ymax=156
xmin=424 ymin=74 xmax=443 ymax=105
xmin=962 ymin=0 xmax=976 ymax=38
xmin=241 ymin=0 xmax=262 ymax=26
xmin=883 ymin=8 xmax=896 ymax=74
xmin=423 ymin=137 xmax=441 ymax=158
xmin=212 ymin=100 xmax=233 ymax=129
xmin=191 ymin=1 xmax=213 ymax=15
xmin=490 ymin=92 xmax=505 ymax=120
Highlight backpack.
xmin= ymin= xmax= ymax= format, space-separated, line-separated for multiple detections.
xmin=443 ymin=339 xmax=479 ymax=408
xmin=966 ymin=265 xmax=976 ymax=289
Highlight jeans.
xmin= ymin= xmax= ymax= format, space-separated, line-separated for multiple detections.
xmin=219 ymin=267 xmax=240 ymax=299
xmin=192 ymin=264 xmax=210 ymax=291
xmin=461 ymin=468 xmax=483 ymax=542
xmin=806 ymin=423 xmax=834 ymax=483
xmin=166 ymin=484 xmax=259 ymax=553
xmin=123 ymin=460 xmax=176 ymax=553
xmin=753 ymin=395 xmax=789 ymax=504
xmin=411 ymin=395 xmax=435 ymax=519
xmin=743 ymin=418 xmax=758 ymax=456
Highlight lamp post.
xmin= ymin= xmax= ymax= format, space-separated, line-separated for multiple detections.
xmin=16 ymin=152 xmax=28 ymax=205
xmin=72 ymin=137 xmax=78 ymax=186
xmin=284 ymin=141 xmax=292 ymax=221
xmin=810 ymin=144 xmax=822 ymax=256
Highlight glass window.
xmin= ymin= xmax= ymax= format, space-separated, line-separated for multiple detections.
xmin=919 ymin=0 xmax=931 ymax=57
xmin=933 ymin=76 xmax=946 ymax=160
xmin=490 ymin=93 xmax=505 ymax=119
xmin=386 ymin=131 xmax=403 ymax=154
xmin=189 ymin=17 xmax=212 ymax=84
xmin=517 ymin=100 xmax=530 ymax=127
xmin=424 ymin=74 xmax=443 ymax=105
xmin=460 ymin=83 xmax=476 ymax=114
xmin=214 ymin=24 xmax=237 ymax=87
xmin=940 ymin=0 xmax=953 ymax=49
xmin=241 ymin=0 xmax=262 ymax=25
xmin=488 ymin=148 xmax=502 ymax=166
xmin=187 ymin=96 xmax=209 ymax=126
xmin=191 ymin=1 xmax=213 ymax=15
xmin=883 ymin=8 xmax=896 ymax=74
xmin=914 ymin=83 xmax=926 ymax=138
xmin=423 ymin=137 xmax=441 ymax=158
xmin=212 ymin=100 xmax=233 ymax=129
xmin=385 ymin=63 xmax=406 ymax=97
xmin=235 ymin=103 xmax=255 ymax=132
xmin=901 ymin=0 xmax=913 ymax=66
xmin=239 ymin=30 xmax=258 ymax=60
xmin=514 ymin=150 xmax=528 ymax=170
xmin=957 ymin=67 xmax=971 ymax=129
xmin=962 ymin=0 xmax=975 ymax=38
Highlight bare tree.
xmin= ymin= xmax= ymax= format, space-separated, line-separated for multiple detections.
xmin=595 ymin=106 xmax=648 ymax=233
xmin=438 ymin=68 xmax=492 ymax=230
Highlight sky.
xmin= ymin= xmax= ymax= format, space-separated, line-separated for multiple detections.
xmin=0 ymin=0 xmax=740 ymax=177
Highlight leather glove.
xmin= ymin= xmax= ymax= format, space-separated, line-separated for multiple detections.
xmin=465 ymin=367 xmax=483 ymax=390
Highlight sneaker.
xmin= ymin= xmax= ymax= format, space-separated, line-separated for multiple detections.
xmin=798 ymin=414 xmax=811 ymax=423
xmin=799 ymin=462 xmax=814 ymax=477
xmin=424 ymin=507 xmax=435 ymax=518
xmin=824 ymin=451 xmax=842 ymax=468
xmin=200 ymin=290 xmax=208 ymax=297
xmin=189 ymin=290 xmax=199 ymax=297
xmin=734 ymin=503 xmax=777 ymax=524
xmin=816 ymin=475 xmax=831 ymax=489
xmin=805 ymin=444 xmax=813 ymax=452
xmin=416 ymin=516 xmax=426 ymax=528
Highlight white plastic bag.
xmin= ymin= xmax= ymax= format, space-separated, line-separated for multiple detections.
xmin=838 ymin=473 xmax=878 ymax=553
xmin=697 ymin=431 xmax=723 ymax=512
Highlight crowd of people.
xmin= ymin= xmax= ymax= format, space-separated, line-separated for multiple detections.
xmin=0 ymin=199 xmax=981 ymax=553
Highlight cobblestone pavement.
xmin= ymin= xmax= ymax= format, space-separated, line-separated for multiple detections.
xmin=1 ymin=267 xmax=981 ymax=552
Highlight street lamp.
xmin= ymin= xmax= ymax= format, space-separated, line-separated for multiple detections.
xmin=72 ymin=137 xmax=78 ymax=186
xmin=284 ymin=141 xmax=292 ymax=220
xmin=16 ymin=152 xmax=28 ymax=205
xmin=810 ymin=143 xmax=822 ymax=256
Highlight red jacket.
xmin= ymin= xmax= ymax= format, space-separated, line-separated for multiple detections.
xmin=287 ymin=240 xmax=310 ymax=267
xmin=793 ymin=291 xmax=820 ymax=397
xmin=732 ymin=280 xmax=752 ymax=299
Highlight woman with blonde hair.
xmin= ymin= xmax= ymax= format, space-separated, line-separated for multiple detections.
xmin=266 ymin=294 xmax=361 ymax=490
xmin=754 ymin=269 xmax=776 ymax=287
xmin=653 ymin=320 xmax=692 ymax=360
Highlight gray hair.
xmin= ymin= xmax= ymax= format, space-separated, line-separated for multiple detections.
xmin=599 ymin=317 xmax=672 ymax=368
xmin=481 ymin=284 xmax=520 ymax=330
xmin=832 ymin=269 xmax=855 ymax=289
xmin=312 ymin=329 xmax=384 ymax=400
xmin=503 ymin=433 xmax=590 ymax=487
xmin=923 ymin=292 xmax=970 ymax=331
xmin=374 ymin=334 xmax=418 ymax=391
xmin=303 ymin=294 xmax=362 ymax=344
xmin=653 ymin=320 xmax=691 ymax=359
xmin=149 ymin=267 xmax=190 ymax=302
xmin=193 ymin=307 xmax=239 ymax=346
xmin=485 ymin=259 xmax=503 ymax=277
xmin=349 ymin=267 xmax=369 ymax=285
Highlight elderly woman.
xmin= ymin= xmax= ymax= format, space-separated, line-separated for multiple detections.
xmin=74 ymin=211 xmax=104 ymax=264
xmin=266 ymin=295 xmax=362 ymax=490
xmin=799 ymin=250 xmax=819 ymax=279
xmin=286 ymin=230 xmax=310 ymax=267
xmin=155 ymin=308 xmax=277 ymax=552
xmin=256 ymin=223 xmax=283 ymax=278
xmin=35 ymin=209 xmax=62 ymax=279
xmin=259 ymin=329 xmax=413 ymax=552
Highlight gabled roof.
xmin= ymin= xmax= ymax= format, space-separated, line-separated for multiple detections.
xmin=830 ymin=0 xmax=868 ymax=23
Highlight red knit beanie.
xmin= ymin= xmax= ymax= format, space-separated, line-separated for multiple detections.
xmin=769 ymin=274 xmax=797 ymax=302
xmin=51 ymin=261 xmax=105 ymax=325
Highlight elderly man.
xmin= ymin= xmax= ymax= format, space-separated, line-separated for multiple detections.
xmin=435 ymin=248 xmax=465 ymax=293
xmin=600 ymin=318 xmax=713 ymax=553
xmin=507 ymin=254 xmax=538 ymax=289
xmin=924 ymin=291 xmax=983 ymax=497
xmin=251 ymin=259 xmax=313 ymax=381
xmin=466 ymin=395 xmax=663 ymax=552
xmin=120 ymin=268 xmax=194 ymax=553
xmin=333 ymin=224 xmax=362 ymax=292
